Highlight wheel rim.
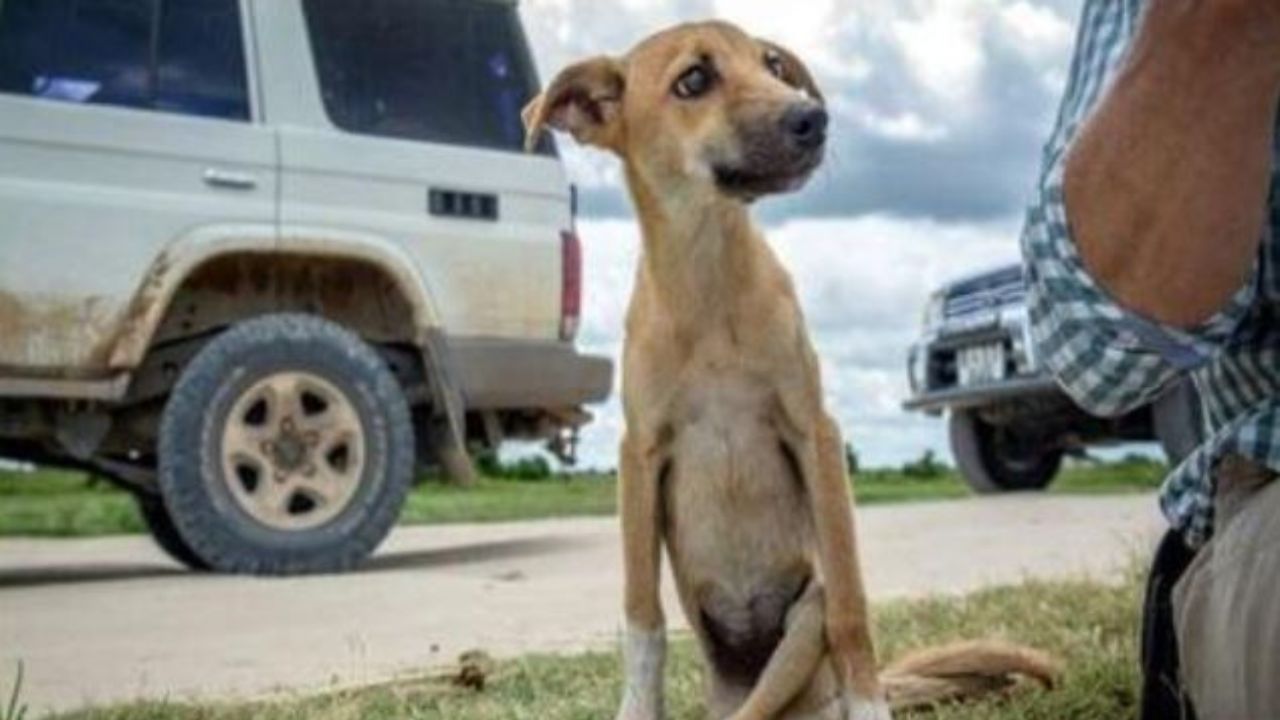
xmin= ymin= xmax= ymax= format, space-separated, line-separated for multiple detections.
xmin=220 ymin=371 xmax=366 ymax=531
xmin=991 ymin=426 xmax=1046 ymax=474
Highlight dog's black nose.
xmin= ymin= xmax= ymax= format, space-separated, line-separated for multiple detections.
xmin=782 ymin=104 xmax=828 ymax=150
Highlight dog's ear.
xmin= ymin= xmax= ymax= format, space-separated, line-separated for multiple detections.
xmin=523 ymin=56 xmax=627 ymax=153
xmin=761 ymin=40 xmax=823 ymax=103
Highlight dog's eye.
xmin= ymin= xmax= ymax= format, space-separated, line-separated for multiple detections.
xmin=764 ymin=50 xmax=786 ymax=80
xmin=673 ymin=65 xmax=713 ymax=100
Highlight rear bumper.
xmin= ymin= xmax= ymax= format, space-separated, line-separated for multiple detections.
xmin=447 ymin=338 xmax=613 ymax=410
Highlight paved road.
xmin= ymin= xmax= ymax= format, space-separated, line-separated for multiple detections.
xmin=0 ymin=494 xmax=1162 ymax=716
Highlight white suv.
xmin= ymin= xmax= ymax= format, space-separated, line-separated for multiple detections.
xmin=0 ymin=0 xmax=612 ymax=574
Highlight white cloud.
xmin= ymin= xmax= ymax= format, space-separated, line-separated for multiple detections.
xmin=999 ymin=1 xmax=1075 ymax=57
xmin=853 ymin=109 xmax=949 ymax=143
xmin=890 ymin=3 xmax=986 ymax=105
xmin=711 ymin=0 xmax=839 ymax=52
xmin=997 ymin=1 xmax=1077 ymax=90
xmin=557 ymin=142 xmax=625 ymax=192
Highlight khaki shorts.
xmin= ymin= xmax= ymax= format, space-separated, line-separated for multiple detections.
xmin=1173 ymin=455 xmax=1280 ymax=720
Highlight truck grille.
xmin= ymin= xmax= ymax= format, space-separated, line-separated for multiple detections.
xmin=943 ymin=266 xmax=1026 ymax=319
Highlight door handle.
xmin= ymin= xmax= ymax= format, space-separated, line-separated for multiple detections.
xmin=203 ymin=168 xmax=258 ymax=190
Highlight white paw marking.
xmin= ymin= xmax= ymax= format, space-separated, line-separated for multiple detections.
xmin=616 ymin=625 xmax=666 ymax=720
xmin=846 ymin=693 xmax=892 ymax=720
xmin=615 ymin=697 xmax=662 ymax=720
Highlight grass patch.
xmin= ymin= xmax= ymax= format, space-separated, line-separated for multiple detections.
xmin=398 ymin=477 xmax=618 ymax=526
xmin=0 ymin=459 xmax=1164 ymax=538
xmin=49 ymin=572 xmax=1142 ymax=720
xmin=854 ymin=458 xmax=1165 ymax=505
xmin=0 ymin=469 xmax=145 ymax=537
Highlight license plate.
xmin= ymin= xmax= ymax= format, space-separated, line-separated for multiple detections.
xmin=957 ymin=343 xmax=1006 ymax=386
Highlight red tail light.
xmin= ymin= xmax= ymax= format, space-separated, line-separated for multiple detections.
xmin=560 ymin=229 xmax=582 ymax=341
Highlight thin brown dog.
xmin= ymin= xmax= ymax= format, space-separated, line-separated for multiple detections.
xmin=524 ymin=21 xmax=1059 ymax=720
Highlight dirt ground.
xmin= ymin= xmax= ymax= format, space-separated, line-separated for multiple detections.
xmin=0 ymin=493 xmax=1162 ymax=716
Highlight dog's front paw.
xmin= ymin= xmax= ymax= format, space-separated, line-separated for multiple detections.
xmin=844 ymin=692 xmax=892 ymax=720
xmin=615 ymin=694 xmax=663 ymax=720
xmin=617 ymin=625 xmax=666 ymax=720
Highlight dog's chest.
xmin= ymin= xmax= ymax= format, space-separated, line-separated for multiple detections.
xmin=661 ymin=354 xmax=814 ymax=579
xmin=659 ymin=330 xmax=785 ymax=470
xmin=662 ymin=340 xmax=779 ymax=457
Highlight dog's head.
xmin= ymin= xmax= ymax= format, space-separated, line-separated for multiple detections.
xmin=524 ymin=21 xmax=825 ymax=203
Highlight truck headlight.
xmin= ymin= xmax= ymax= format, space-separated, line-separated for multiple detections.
xmin=921 ymin=292 xmax=945 ymax=332
xmin=908 ymin=347 xmax=925 ymax=393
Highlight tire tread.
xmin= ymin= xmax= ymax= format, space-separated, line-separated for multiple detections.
xmin=157 ymin=313 xmax=414 ymax=575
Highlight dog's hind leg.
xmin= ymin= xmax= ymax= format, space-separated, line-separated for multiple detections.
xmin=783 ymin=411 xmax=888 ymax=720
xmin=725 ymin=582 xmax=828 ymax=720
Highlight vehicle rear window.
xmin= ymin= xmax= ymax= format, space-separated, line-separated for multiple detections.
xmin=0 ymin=0 xmax=249 ymax=121
xmin=302 ymin=0 xmax=555 ymax=155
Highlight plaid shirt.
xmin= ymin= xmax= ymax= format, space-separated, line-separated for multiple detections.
xmin=1022 ymin=0 xmax=1280 ymax=548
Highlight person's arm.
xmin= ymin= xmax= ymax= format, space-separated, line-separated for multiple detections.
xmin=1064 ymin=0 xmax=1280 ymax=329
xmin=1023 ymin=0 xmax=1260 ymax=419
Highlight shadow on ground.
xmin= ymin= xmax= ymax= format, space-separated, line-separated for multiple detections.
xmin=0 ymin=535 xmax=581 ymax=589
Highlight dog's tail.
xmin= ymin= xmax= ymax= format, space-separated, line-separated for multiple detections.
xmin=881 ymin=640 xmax=1060 ymax=711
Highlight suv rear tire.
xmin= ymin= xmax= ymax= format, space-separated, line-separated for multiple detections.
xmin=136 ymin=495 xmax=209 ymax=571
xmin=157 ymin=314 xmax=414 ymax=575
xmin=950 ymin=409 xmax=1063 ymax=493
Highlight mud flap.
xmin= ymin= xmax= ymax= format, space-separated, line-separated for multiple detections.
xmin=420 ymin=328 xmax=476 ymax=485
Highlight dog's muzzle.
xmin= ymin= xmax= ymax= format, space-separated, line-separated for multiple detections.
xmin=712 ymin=101 xmax=827 ymax=200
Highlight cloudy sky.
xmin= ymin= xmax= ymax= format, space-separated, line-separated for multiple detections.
xmin=516 ymin=0 xmax=1085 ymax=469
